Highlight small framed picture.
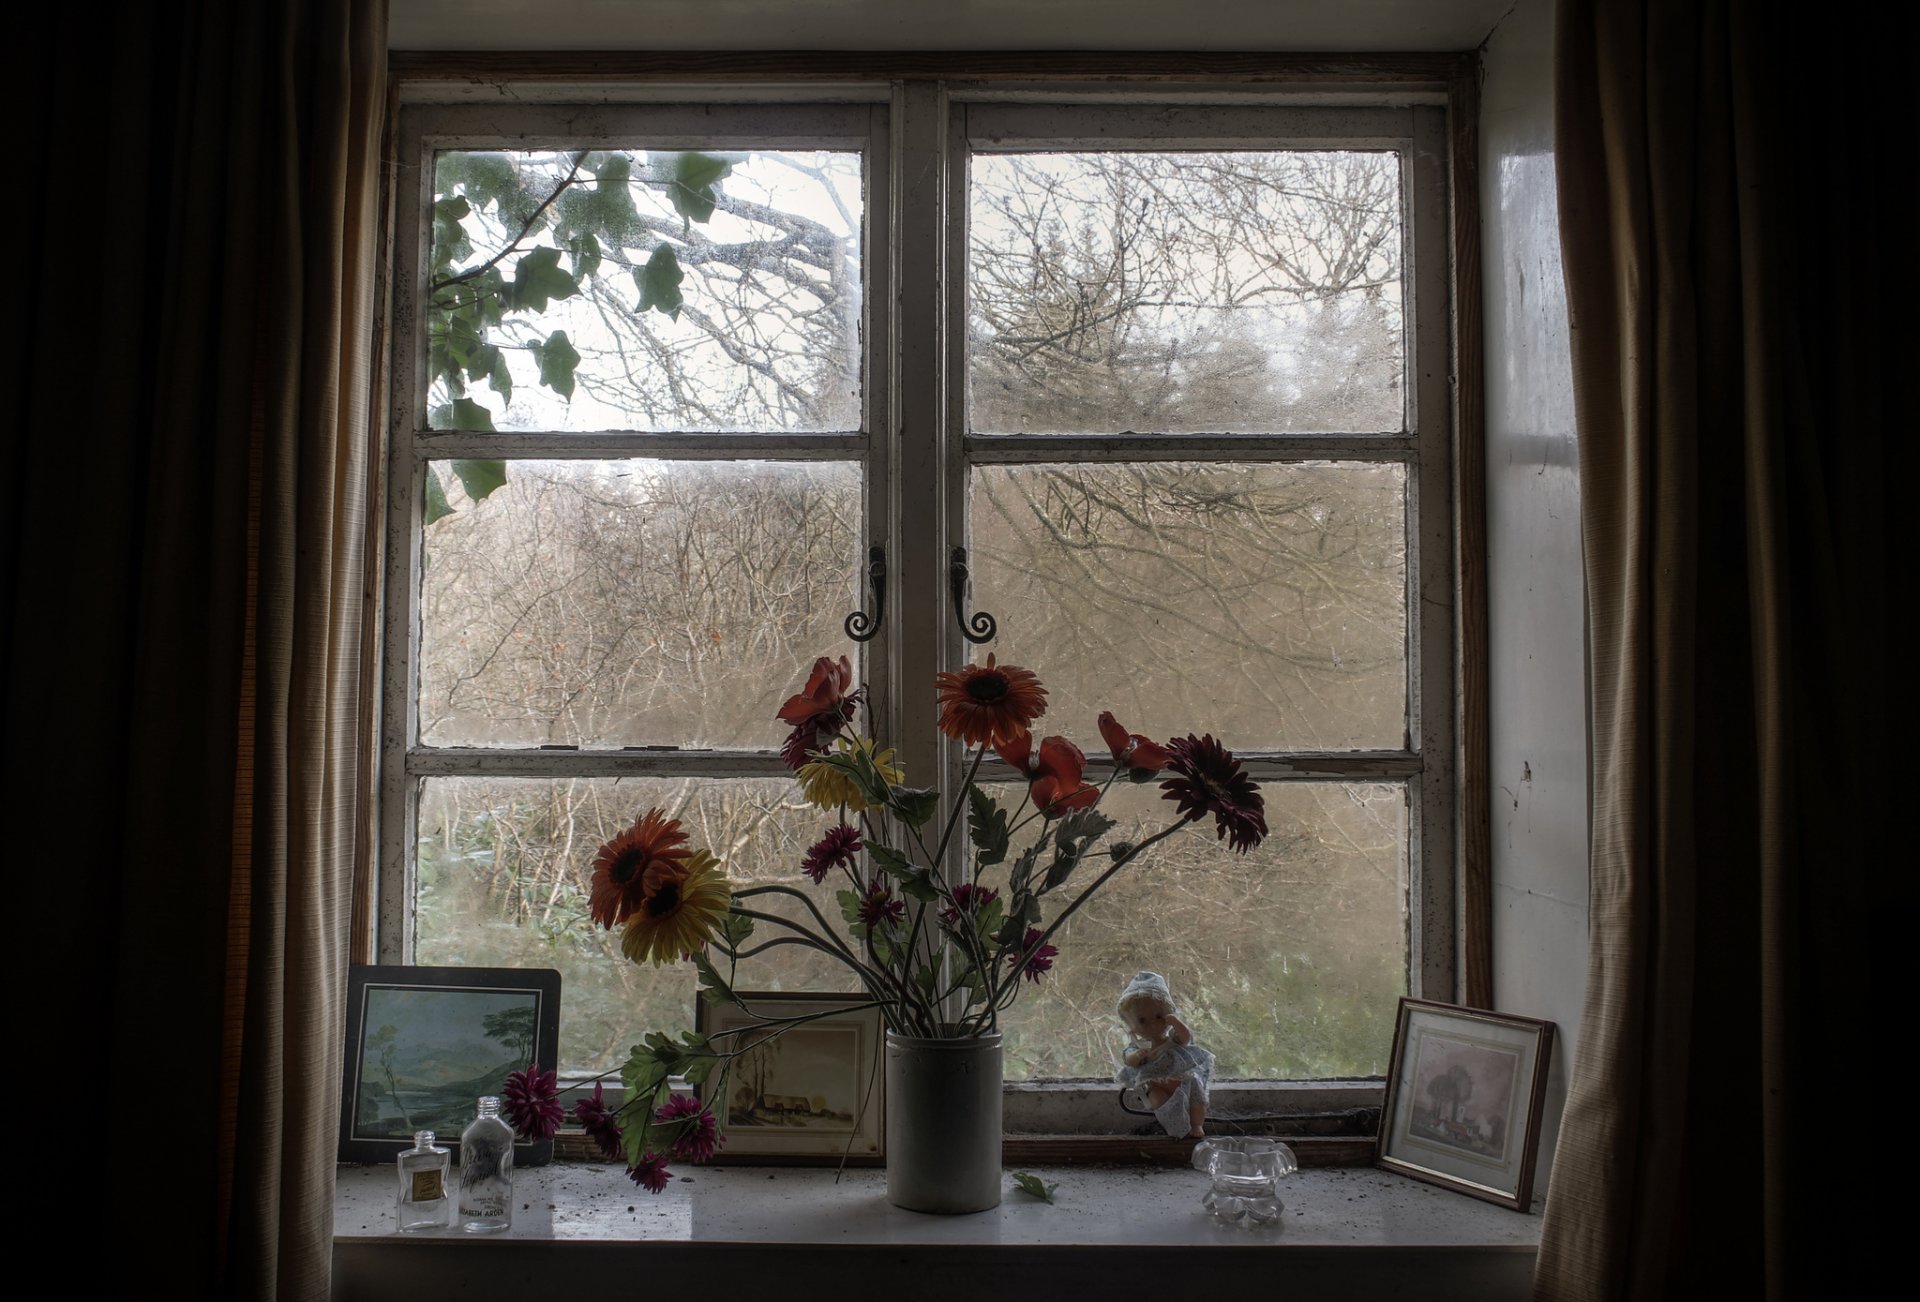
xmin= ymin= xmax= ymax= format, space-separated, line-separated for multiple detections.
xmin=339 ymin=964 xmax=561 ymax=1165
xmin=1377 ymin=997 xmax=1555 ymax=1211
xmin=694 ymin=992 xmax=884 ymax=1164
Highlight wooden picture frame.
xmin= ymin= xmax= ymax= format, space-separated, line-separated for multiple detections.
xmin=339 ymin=964 xmax=562 ymax=1166
xmin=1376 ymin=997 xmax=1555 ymax=1211
xmin=693 ymin=992 xmax=884 ymax=1165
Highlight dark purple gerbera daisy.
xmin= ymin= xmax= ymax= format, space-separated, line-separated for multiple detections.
xmin=1160 ymin=734 xmax=1268 ymax=853
xmin=571 ymin=1081 xmax=623 ymax=1161
xmin=655 ymin=1092 xmax=724 ymax=1164
xmin=501 ymin=1065 xmax=566 ymax=1141
xmin=629 ymin=1152 xmax=671 ymax=1194
xmin=1008 ymin=927 xmax=1059 ymax=983
xmin=857 ymin=883 xmax=906 ymax=929
xmin=799 ymin=824 xmax=864 ymax=885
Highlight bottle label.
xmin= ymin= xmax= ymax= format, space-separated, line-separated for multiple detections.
xmin=410 ymin=1169 xmax=445 ymax=1202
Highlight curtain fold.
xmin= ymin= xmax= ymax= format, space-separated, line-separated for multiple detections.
xmin=1537 ymin=2 xmax=1890 ymax=1297
xmin=9 ymin=2 xmax=386 ymax=1298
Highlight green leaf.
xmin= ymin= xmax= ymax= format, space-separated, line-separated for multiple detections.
xmin=423 ymin=468 xmax=453 ymax=525
xmin=430 ymin=397 xmax=497 ymax=433
xmin=872 ymin=849 xmax=939 ymax=904
xmin=569 ymin=232 xmax=602 ymax=281
xmin=508 ymin=246 xmax=577 ymax=312
xmin=1011 ymin=1171 xmax=1058 ymax=1203
xmin=720 ymin=910 xmax=756 ymax=948
xmin=634 ymin=243 xmax=685 ymax=319
xmin=836 ymin=889 xmax=864 ymax=930
xmin=691 ymin=949 xmax=735 ymax=1006
xmin=967 ymin=786 xmax=1010 ymax=866
xmin=451 ymin=458 xmax=508 ymax=505
xmin=620 ymin=1044 xmax=668 ymax=1100
xmin=532 ymin=330 xmax=582 ymax=400
xmin=663 ymin=150 xmax=734 ymax=226
xmin=888 ymin=786 xmax=941 ymax=830
xmin=1041 ymin=808 xmax=1119 ymax=893
xmin=430 ymin=195 xmax=472 ymax=269
xmin=487 ymin=348 xmax=513 ymax=404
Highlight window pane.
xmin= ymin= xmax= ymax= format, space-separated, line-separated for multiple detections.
xmin=969 ymin=462 xmax=1406 ymax=752
xmin=417 ymin=776 xmax=858 ymax=1077
xmin=969 ymin=151 xmax=1403 ymax=434
xmin=994 ymin=782 xmax=1408 ymax=1081
xmin=420 ymin=460 xmax=859 ymax=749
xmin=428 ymin=150 xmax=863 ymax=432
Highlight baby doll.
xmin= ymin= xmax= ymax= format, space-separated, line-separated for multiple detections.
xmin=1115 ymin=971 xmax=1214 ymax=1139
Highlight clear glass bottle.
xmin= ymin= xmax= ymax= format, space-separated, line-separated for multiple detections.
xmin=395 ymin=1130 xmax=452 ymax=1232
xmin=457 ymin=1096 xmax=515 ymax=1234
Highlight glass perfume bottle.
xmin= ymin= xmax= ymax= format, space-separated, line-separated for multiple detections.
xmin=457 ymin=1096 xmax=515 ymax=1234
xmin=395 ymin=1130 xmax=452 ymax=1232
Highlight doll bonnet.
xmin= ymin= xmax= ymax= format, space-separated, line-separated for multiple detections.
xmin=1117 ymin=970 xmax=1176 ymax=1018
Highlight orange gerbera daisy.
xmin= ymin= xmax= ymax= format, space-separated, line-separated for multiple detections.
xmin=934 ymin=654 xmax=1047 ymax=748
xmin=589 ymin=809 xmax=692 ymax=929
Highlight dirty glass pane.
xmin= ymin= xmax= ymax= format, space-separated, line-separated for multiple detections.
xmin=993 ymin=782 xmax=1409 ymax=1081
xmin=416 ymin=776 xmax=858 ymax=1077
xmin=420 ymin=460 xmax=860 ymax=749
xmin=969 ymin=461 xmax=1407 ymax=752
xmin=969 ymin=151 xmax=1404 ymax=434
xmin=427 ymin=149 xmax=863 ymax=432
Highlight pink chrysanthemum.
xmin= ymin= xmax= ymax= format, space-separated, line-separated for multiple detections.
xmin=571 ymin=1081 xmax=623 ymax=1161
xmin=501 ymin=1065 xmax=565 ymax=1141
xmin=1008 ymin=927 xmax=1059 ymax=983
xmin=857 ymin=882 xmax=905 ymax=929
xmin=799 ymin=824 xmax=863 ymax=885
xmin=939 ymin=883 xmax=999 ymax=928
xmin=629 ymin=1152 xmax=671 ymax=1194
xmin=655 ymin=1092 xmax=724 ymax=1164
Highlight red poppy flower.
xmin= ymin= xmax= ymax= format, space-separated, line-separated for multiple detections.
xmin=935 ymin=654 xmax=1048 ymax=748
xmin=776 ymin=655 xmax=866 ymax=770
xmin=590 ymin=809 xmax=692 ymax=929
xmin=1161 ymin=734 xmax=1268 ymax=853
xmin=799 ymin=824 xmax=863 ymax=885
xmin=1003 ymin=732 xmax=1099 ymax=818
xmin=1098 ymin=711 xmax=1173 ymax=779
xmin=1008 ymin=927 xmax=1059 ymax=983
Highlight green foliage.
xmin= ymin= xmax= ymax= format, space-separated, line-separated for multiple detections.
xmin=967 ymin=787 xmax=1010 ymax=866
xmin=661 ymin=151 xmax=734 ymax=226
xmin=531 ymin=331 xmax=582 ymax=399
xmin=507 ymin=247 xmax=577 ymax=313
xmin=868 ymin=843 xmax=939 ymax=904
xmin=634 ymin=244 xmax=685 ymax=319
xmin=1010 ymin=1171 xmax=1058 ymax=1203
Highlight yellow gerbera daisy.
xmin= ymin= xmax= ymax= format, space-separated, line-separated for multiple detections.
xmin=796 ymin=736 xmax=904 ymax=812
xmin=620 ymin=850 xmax=733 ymax=966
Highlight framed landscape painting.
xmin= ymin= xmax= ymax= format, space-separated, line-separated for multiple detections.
xmin=694 ymin=992 xmax=884 ymax=1163
xmin=339 ymin=965 xmax=561 ymax=1165
xmin=1377 ymin=997 xmax=1555 ymax=1211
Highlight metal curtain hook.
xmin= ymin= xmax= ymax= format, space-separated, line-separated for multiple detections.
xmin=844 ymin=544 xmax=886 ymax=643
xmin=949 ymin=546 xmax=997 ymax=645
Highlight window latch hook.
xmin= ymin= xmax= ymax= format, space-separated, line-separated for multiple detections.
xmin=844 ymin=544 xmax=887 ymax=643
xmin=949 ymin=546 xmax=997 ymax=645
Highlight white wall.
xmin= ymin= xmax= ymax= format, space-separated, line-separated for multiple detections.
xmin=1477 ymin=0 xmax=1587 ymax=1200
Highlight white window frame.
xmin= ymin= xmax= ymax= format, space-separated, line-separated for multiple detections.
xmin=377 ymin=84 xmax=1459 ymax=1129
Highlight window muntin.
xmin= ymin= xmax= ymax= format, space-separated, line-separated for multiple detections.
xmin=383 ymin=97 xmax=1456 ymax=1092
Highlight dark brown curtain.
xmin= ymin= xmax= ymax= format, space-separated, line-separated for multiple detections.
xmin=1538 ymin=1 xmax=1892 ymax=1297
xmin=8 ymin=2 xmax=385 ymax=1297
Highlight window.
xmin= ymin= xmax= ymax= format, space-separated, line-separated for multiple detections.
xmin=380 ymin=89 xmax=1459 ymax=1109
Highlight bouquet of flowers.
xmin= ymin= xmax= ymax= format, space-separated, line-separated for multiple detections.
xmin=496 ymin=653 xmax=1268 ymax=1192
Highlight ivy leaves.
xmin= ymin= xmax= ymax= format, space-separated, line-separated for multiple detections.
xmin=421 ymin=148 xmax=735 ymax=524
